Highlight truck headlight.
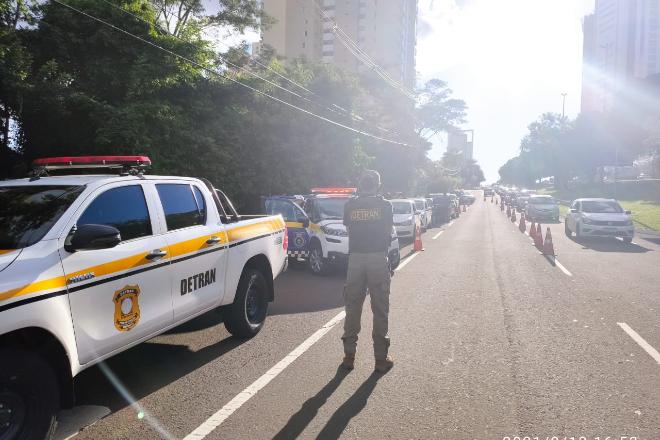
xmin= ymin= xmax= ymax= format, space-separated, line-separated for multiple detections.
xmin=404 ymin=217 xmax=413 ymax=226
xmin=321 ymin=225 xmax=347 ymax=237
xmin=582 ymin=217 xmax=594 ymax=225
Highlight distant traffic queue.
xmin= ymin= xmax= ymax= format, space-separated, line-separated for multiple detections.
xmin=264 ymin=187 xmax=474 ymax=275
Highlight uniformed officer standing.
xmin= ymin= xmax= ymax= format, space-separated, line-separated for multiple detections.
xmin=341 ymin=170 xmax=394 ymax=373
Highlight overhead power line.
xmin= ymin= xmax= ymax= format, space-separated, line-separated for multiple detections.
xmin=51 ymin=0 xmax=413 ymax=147
xmin=97 ymin=0 xmax=396 ymax=135
xmin=313 ymin=1 xmax=417 ymax=100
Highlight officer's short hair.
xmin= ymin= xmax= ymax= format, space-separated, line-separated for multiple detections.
xmin=358 ymin=170 xmax=381 ymax=194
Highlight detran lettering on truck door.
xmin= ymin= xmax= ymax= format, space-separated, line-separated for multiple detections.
xmin=155 ymin=181 xmax=229 ymax=321
xmin=265 ymin=197 xmax=310 ymax=259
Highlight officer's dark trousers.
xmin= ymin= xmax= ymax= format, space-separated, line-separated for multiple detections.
xmin=341 ymin=252 xmax=391 ymax=361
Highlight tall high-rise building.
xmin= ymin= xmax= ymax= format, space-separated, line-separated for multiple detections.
xmin=259 ymin=0 xmax=417 ymax=90
xmin=581 ymin=0 xmax=660 ymax=113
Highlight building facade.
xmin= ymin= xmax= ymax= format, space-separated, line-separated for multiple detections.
xmin=260 ymin=0 xmax=417 ymax=90
xmin=582 ymin=0 xmax=660 ymax=112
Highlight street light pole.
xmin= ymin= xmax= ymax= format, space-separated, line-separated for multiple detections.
xmin=561 ymin=93 xmax=568 ymax=119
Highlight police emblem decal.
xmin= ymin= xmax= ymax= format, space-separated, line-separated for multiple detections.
xmin=113 ymin=285 xmax=141 ymax=332
xmin=294 ymin=232 xmax=306 ymax=248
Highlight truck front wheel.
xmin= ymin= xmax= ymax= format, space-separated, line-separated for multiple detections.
xmin=0 ymin=349 xmax=59 ymax=440
xmin=224 ymin=269 xmax=269 ymax=338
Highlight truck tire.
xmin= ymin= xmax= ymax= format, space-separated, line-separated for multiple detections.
xmin=0 ymin=349 xmax=59 ymax=440
xmin=224 ymin=269 xmax=269 ymax=338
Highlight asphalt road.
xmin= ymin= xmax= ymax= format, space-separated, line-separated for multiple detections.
xmin=57 ymin=194 xmax=660 ymax=440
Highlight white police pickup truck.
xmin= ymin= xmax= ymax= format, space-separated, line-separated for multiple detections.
xmin=0 ymin=156 xmax=287 ymax=440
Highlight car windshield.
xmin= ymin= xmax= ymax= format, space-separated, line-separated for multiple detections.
xmin=581 ymin=201 xmax=624 ymax=213
xmin=316 ymin=197 xmax=348 ymax=220
xmin=0 ymin=185 xmax=85 ymax=249
xmin=529 ymin=197 xmax=555 ymax=205
xmin=392 ymin=202 xmax=413 ymax=214
xmin=414 ymin=200 xmax=425 ymax=210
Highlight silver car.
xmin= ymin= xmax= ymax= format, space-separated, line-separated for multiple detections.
xmin=564 ymin=198 xmax=634 ymax=243
xmin=526 ymin=195 xmax=560 ymax=222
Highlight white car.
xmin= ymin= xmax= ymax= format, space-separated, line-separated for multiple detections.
xmin=564 ymin=198 xmax=634 ymax=243
xmin=0 ymin=156 xmax=287 ymax=439
xmin=412 ymin=198 xmax=432 ymax=231
xmin=391 ymin=199 xmax=417 ymax=239
xmin=301 ymin=189 xmax=400 ymax=275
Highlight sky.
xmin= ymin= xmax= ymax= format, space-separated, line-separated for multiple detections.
xmin=417 ymin=0 xmax=595 ymax=182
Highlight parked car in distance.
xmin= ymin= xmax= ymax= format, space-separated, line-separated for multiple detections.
xmin=429 ymin=193 xmax=453 ymax=225
xmin=412 ymin=198 xmax=432 ymax=231
xmin=564 ymin=198 xmax=634 ymax=243
xmin=448 ymin=194 xmax=461 ymax=218
xmin=525 ymin=195 xmax=560 ymax=222
xmin=391 ymin=199 xmax=417 ymax=240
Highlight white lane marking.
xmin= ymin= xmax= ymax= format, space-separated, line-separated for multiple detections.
xmin=554 ymin=259 xmax=573 ymax=277
xmin=395 ymin=252 xmax=419 ymax=271
xmin=184 ymin=311 xmax=346 ymax=439
xmin=185 ymin=240 xmax=427 ymax=439
xmin=617 ymin=322 xmax=660 ymax=365
xmin=432 ymin=230 xmax=444 ymax=240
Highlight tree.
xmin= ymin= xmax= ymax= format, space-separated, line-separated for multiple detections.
xmin=415 ymin=79 xmax=467 ymax=142
xmin=0 ymin=0 xmax=37 ymax=175
xmin=151 ymin=0 xmax=268 ymax=37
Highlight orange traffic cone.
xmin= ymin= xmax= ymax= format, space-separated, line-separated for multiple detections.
xmin=535 ymin=223 xmax=543 ymax=250
xmin=511 ymin=210 xmax=517 ymax=223
xmin=413 ymin=224 xmax=425 ymax=252
xmin=519 ymin=213 xmax=526 ymax=232
xmin=529 ymin=220 xmax=536 ymax=239
xmin=543 ymin=227 xmax=555 ymax=257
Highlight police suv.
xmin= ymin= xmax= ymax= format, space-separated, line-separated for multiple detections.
xmin=0 ymin=156 xmax=287 ymax=440
xmin=266 ymin=188 xmax=400 ymax=275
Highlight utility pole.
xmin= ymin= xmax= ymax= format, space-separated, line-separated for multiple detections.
xmin=561 ymin=93 xmax=568 ymax=119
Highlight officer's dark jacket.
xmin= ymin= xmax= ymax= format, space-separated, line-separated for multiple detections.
xmin=343 ymin=195 xmax=393 ymax=253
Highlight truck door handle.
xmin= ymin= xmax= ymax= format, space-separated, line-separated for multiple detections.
xmin=206 ymin=236 xmax=221 ymax=245
xmin=146 ymin=249 xmax=167 ymax=260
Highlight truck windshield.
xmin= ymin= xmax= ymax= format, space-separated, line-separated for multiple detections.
xmin=0 ymin=185 xmax=85 ymax=250
xmin=316 ymin=197 xmax=348 ymax=220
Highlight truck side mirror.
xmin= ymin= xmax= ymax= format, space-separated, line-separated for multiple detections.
xmin=570 ymin=208 xmax=578 ymax=213
xmin=66 ymin=224 xmax=121 ymax=252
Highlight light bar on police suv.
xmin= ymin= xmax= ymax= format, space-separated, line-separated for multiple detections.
xmin=33 ymin=155 xmax=151 ymax=170
xmin=310 ymin=187 xmax=357 ymax=194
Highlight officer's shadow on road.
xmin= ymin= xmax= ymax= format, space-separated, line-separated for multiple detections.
xmin=272 ymin=369 xmax=383 ymax=440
